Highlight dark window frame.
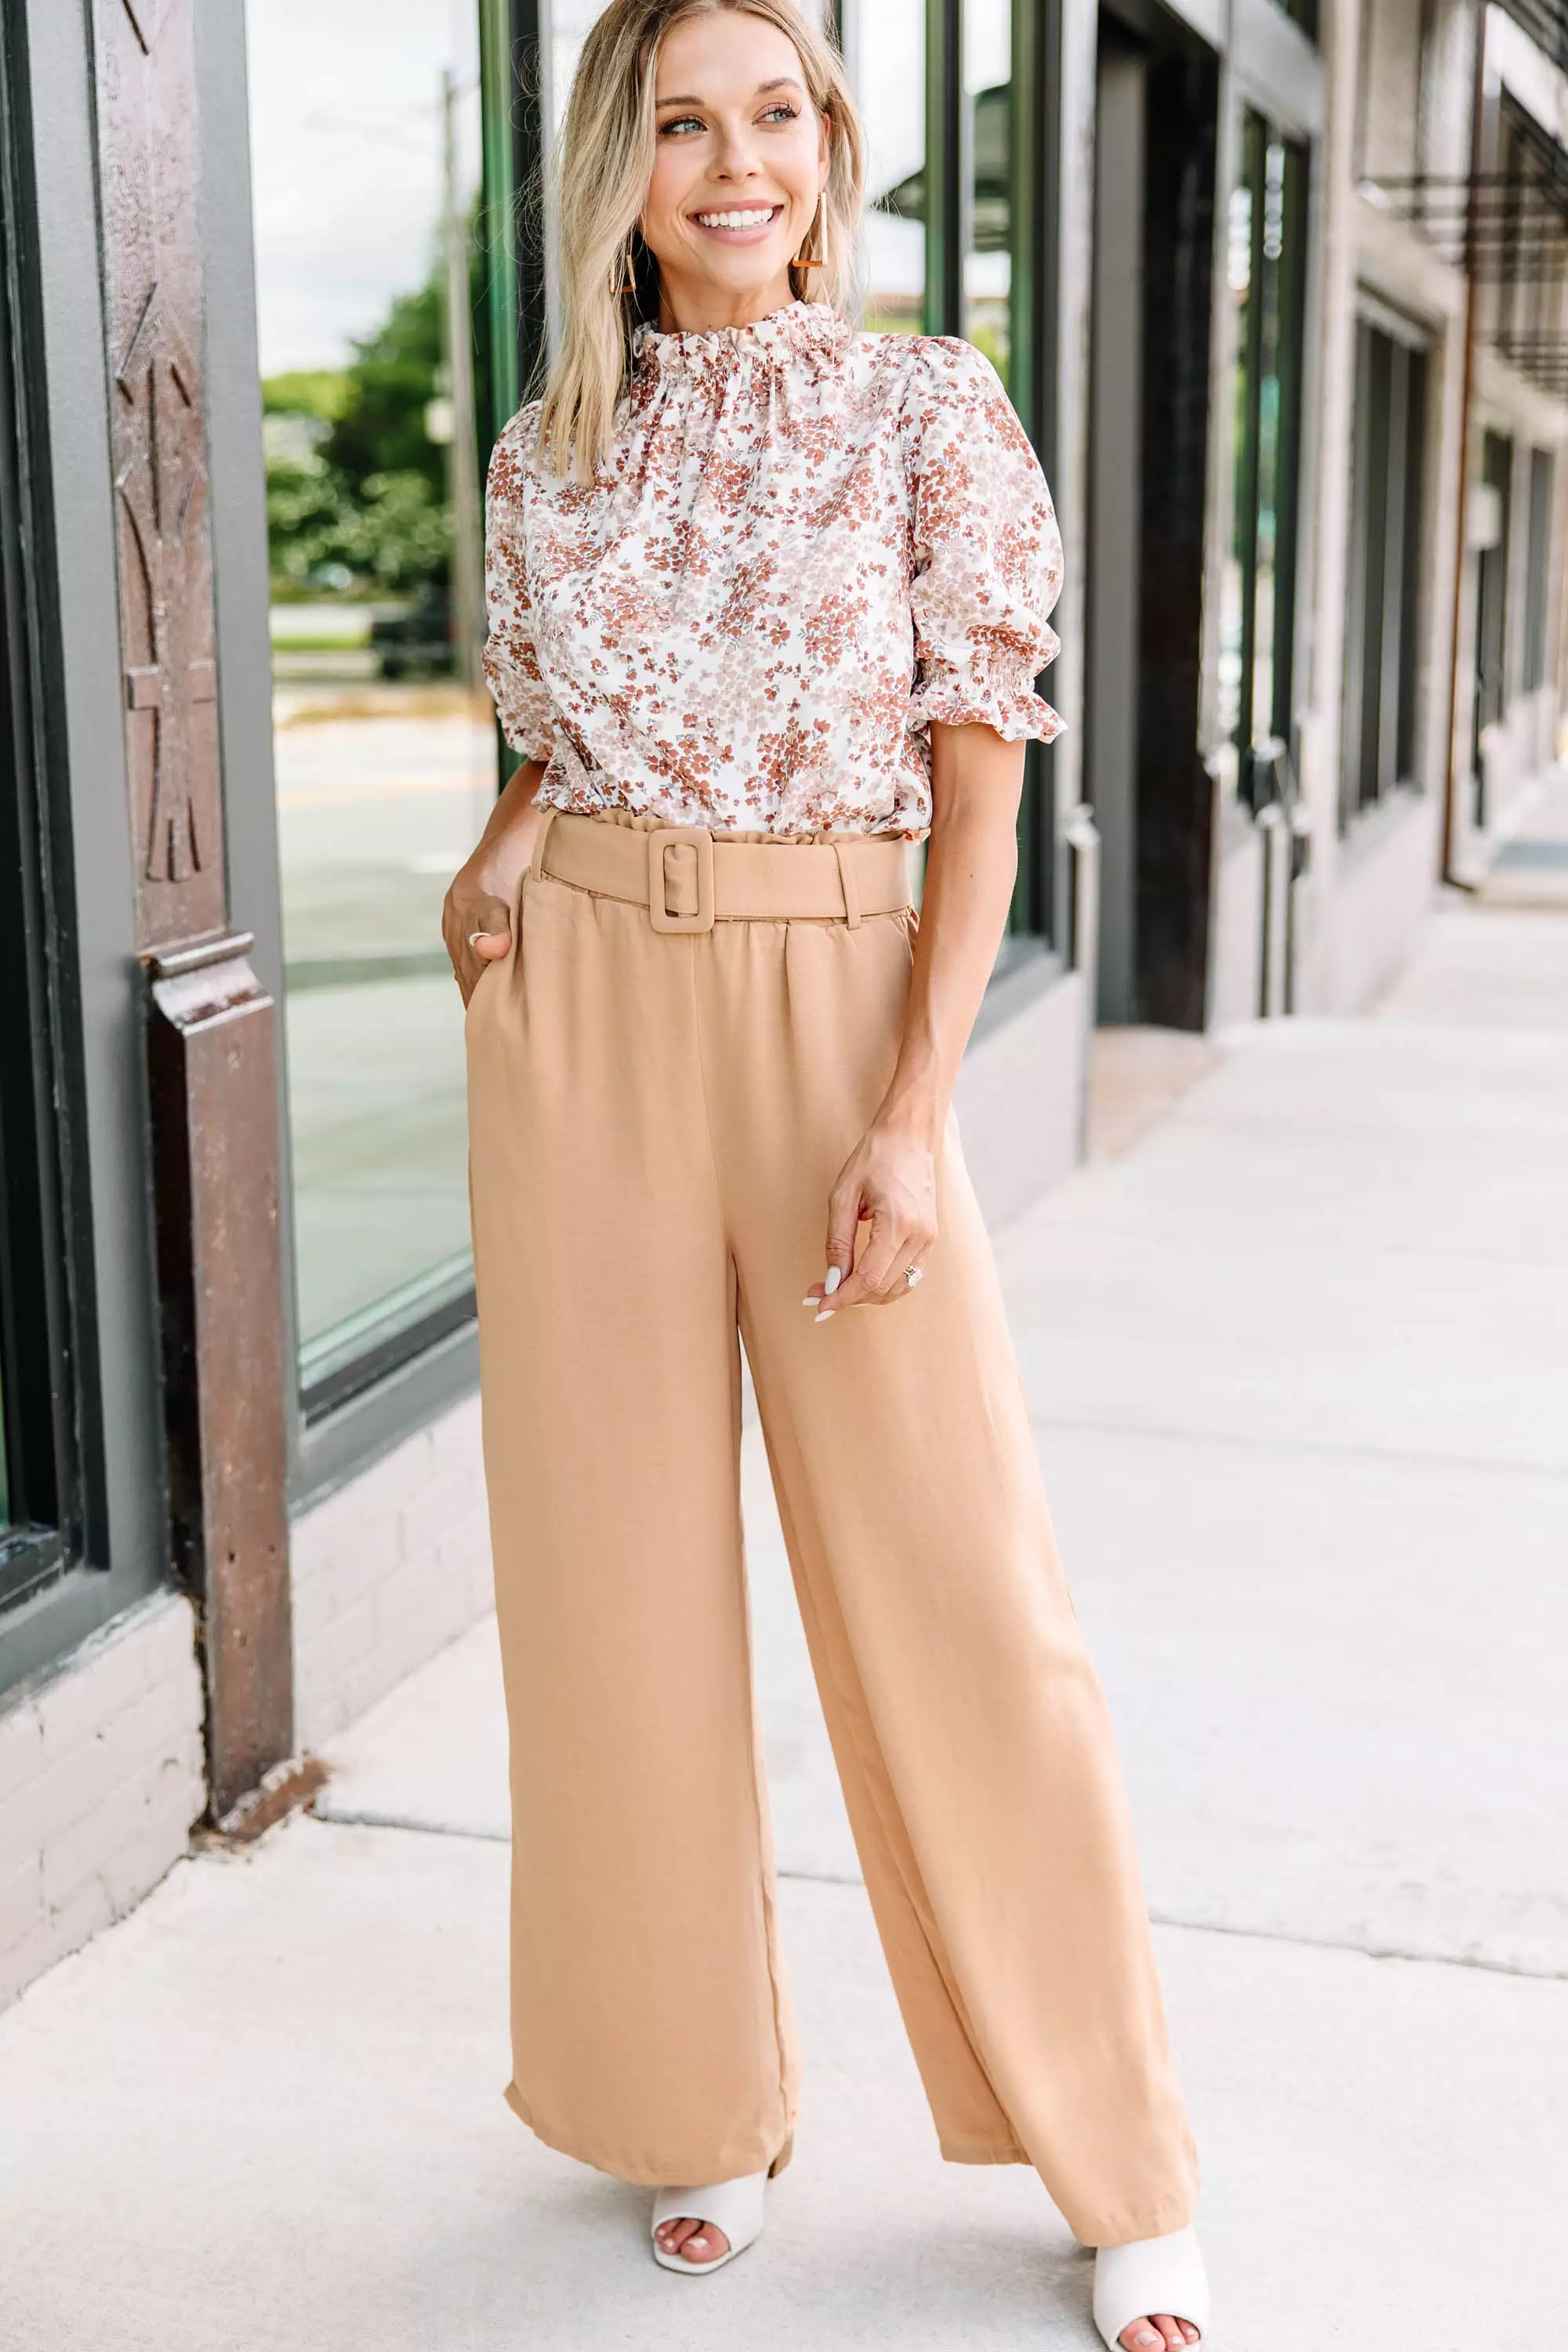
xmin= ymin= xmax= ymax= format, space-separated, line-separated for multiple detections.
xmin=916 ymin=0 xmax=1062 ymax=948
xmin=1340 ymin=306 xmax=1428 ymax=829
xmin=0 ymin=11 xmax=79 ymax=1618
xmin=1 ymin=0 xmax=169 ymax=1696
xmin=1523 ymin=445 xmax=1553 ymax=693
xmin=1230 ymin=107 xmax=1310 ymax=811
xmin=1472 ymin=426 xmax=1514 ymax=804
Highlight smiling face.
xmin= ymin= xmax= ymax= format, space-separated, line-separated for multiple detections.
xmin=640 ymin=7 xmax=830 ymax=332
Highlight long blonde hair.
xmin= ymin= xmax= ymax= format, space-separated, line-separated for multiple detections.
xmin=536 ymin=0 xmax=865 ymax=481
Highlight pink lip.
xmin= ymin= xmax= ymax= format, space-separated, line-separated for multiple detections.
xmin=688 ymin=204 xmax=783 ymax=245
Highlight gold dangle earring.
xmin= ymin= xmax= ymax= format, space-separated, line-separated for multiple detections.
xmin=618 ymin=237 xmax=638 ymax=296
xmin=794 ymin=201 xmax=827 ymax=278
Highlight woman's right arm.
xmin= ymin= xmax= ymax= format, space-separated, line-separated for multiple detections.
xmin=441 ymin=758 xmax=550 ymax=1005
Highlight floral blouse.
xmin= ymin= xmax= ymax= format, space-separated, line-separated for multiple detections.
xmin=481 ymin=300 xmax=1063 ymax=838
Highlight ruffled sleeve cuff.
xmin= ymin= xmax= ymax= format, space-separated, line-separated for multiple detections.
xmin=905 ymin=339 xmax=1067 ymax=753
xmin=906 ymin=644 xmax=1065 ymax=745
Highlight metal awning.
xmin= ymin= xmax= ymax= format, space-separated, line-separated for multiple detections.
xmin=1366 ymin=97 xmax=1568 ymax=393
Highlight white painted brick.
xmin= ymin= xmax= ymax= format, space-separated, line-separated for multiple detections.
xmin=430 ymin=1392 xmax=483 ymax=1458
xmin=34 ymin=1632 xmax=151 ymax=1769
xmin=0 ymin=1737 xmax=120 ymax=1871
xmin=396 ymin=1468 xmax=481 ymax=1560
xmin=377 ymin=1548 xmax=468 ymax=1661
xmin=1 ymin=1662 xmax=198 ymax=1885
xmin=0 ymin=1697 xmax=45 ymax=1803
xmin=42 ymin=1866 xmax=114 ymax=1955
xmin=288 ymin=1567 xmax=343 ymax=1654
xmin=293 ymin=1679 xmax=350 ymax=1751
xmin=100 ymin=1805 xmax=192 ymax=1918
xmin=296 ymin=1590 xmax=381 ymax=1700
xmin=462 ymin=1556 xmax=496 ymax=1622
xmin=436 ymin=1501 xmax=491 ymax=1573
xmin=0 ymin=1915 xmax=66 ymax=2010
xmin=289 ymin=1385 xmax=490 ymax=1744
xmin=0 ymin=1853 xmax=43 ymax=1949
xmin=42 ymin=1774 xmax=163 ymax=1913
xmin=332 ymin=1648 xmax=401 ymax=1733
xmin=129 ymin=1594 xmax=201 ymax=1692
xmin=0 ymin=1595 xmax=204 ymax=2011
xmin=93 ymin=1675 xmax=202 ymax=1788
xmin=313 ymin=1521 xmax=401 ymax=1616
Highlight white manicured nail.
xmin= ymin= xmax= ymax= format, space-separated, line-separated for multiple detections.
xmin=814 ymin=1308 xmax=834 ymax=1323
xmin=824 ymin=1266 xmax=842 ymax=1294
xmin=801 ymin=1296 xmax=817 ymax=1307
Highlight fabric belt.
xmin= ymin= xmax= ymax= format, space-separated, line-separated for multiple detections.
xmin=532 ymin=809 xmax=913 ymax=934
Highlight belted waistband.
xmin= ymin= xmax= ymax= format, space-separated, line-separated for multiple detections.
xmin=531 ymin=810 xmax=913 ymax=933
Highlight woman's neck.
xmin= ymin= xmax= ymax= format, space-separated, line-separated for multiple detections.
xmin=654 ymin=268 xmax=797 ymax=336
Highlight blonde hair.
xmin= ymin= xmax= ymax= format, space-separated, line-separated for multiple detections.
xmin=536 ymin=0 xmax=865 ymax=481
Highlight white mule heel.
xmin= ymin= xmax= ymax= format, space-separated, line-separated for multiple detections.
xmin=1092 ymin=2225 xmax=1210 ymax=2350
xmin=650 ymin=2169 xmax=768 ymax=2274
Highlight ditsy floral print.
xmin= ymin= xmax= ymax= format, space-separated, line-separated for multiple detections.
xmin=481 ymin=301 xmax=1063 ymax=839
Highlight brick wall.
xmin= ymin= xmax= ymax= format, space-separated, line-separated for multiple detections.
xmin=290 ymin=1392 xmax=493 ymax=1751
xmin=0 ymin=1591 xmax=205 ymax=2009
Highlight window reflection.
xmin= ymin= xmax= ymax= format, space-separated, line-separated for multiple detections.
xmin=963 ymin=0 xmax=1011 ymax=384
xmin=249 ymin=1 xmax=495 ymax=1398
xmin=1222 ymin=111 xmax=1306 ymax=800
xmin=858 ymin=0 xmax=926 ymax=332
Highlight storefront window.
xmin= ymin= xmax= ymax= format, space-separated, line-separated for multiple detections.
xmin=1221 ymin=109 xmax=1307 ymax=804
xmin=963 ymin=0 xmax=1011 ymax=386
xmin=858 ymin=0 xmax=927 ymax=332
xmin=1341 ymin=314 xmax=1427 ymax=829
xmin=248 ymin=2 xmax=495 ymax=1407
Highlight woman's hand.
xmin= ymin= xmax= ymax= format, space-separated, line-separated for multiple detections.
xmin=441 ymin=760 xmax=549 ymax=1006
xmin=803 ymin=721 xmax=1027 ymax=1323
xmin=804 ymin=1115 xmax=938 ymax=1317
xmin=442 ymin=853 xmax=518 ymax=1007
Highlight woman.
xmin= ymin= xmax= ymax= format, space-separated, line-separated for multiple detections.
xmin=445 ymin=3 xmax=1207 ymax=2344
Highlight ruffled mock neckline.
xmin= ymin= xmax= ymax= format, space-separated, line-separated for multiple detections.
xmin=632 ymin=299 xmax=848 ymax=380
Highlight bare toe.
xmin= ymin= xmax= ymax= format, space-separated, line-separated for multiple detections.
xmin=659 ymin=2216 xmax=731 ymax=2264
xmin=1119 ymin=2327 xmax=1163 ymax=2350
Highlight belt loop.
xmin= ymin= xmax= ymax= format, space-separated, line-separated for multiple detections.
xmin=528 ymin=805 xmax=559 ymax=885
xmin=832 ymin=838 xmax=862 ymax=929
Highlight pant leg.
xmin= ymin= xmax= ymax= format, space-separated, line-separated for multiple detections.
xmin=465 ymin=867 xmax=798 ymax=2186
xmin=696 ymin=906 xmax=1199 ymax=2248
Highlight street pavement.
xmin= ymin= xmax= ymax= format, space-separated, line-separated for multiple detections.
xmin=2 ymin=890 xmax=1566 ymax=2350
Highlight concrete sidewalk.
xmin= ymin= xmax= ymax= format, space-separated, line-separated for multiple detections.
xmin=3 ymin=897 xmax=1566 ymax=2351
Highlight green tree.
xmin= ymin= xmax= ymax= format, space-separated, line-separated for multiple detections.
xmin=262 ymin=198 xmax=495 ymax=600
xmin=323 ymin=279 xmax=447 ymax=500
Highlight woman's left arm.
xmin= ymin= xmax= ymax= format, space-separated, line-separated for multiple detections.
xmin=808 ymin=719 xmax=1024 ymax=1317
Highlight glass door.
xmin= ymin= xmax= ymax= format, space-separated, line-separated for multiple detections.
xmin=1221 ymin=109 xmax=1308 ymax=810
xmin=1471 ymin=429 xmax=1514 ymax=826
xmin=248 ymin=0 xmax=499 ymax=1416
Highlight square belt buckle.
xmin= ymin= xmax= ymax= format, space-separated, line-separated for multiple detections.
xmin=647 ymin=826 xmax=716 ymax=933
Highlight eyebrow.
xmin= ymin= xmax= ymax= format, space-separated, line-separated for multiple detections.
xmin=655 ymin=77 xmax=805 ymax=105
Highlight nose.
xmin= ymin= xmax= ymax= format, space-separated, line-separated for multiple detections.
xmin=710 ymin=115 xmax=764 ymax=181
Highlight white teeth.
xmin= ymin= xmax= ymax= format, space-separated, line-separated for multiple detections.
xmin=695 ymin=208 xmax=776 ymax=229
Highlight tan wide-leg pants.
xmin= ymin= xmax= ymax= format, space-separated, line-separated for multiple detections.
xmin=464 ymin=810 xmax=1199 ymax=2247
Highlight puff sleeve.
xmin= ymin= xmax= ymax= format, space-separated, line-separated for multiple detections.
xmin=904 ymin=339 xmax=1064 ymax=746
xmin=481 ymin=412 xmax=557 ymax=761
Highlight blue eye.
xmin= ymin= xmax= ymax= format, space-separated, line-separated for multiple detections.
xmin=659 ymin=114 xmax=705 ymax=136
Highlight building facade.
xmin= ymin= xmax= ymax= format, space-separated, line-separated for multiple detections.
xmin=2 ymin=0 xmax=1565 ymax=2007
